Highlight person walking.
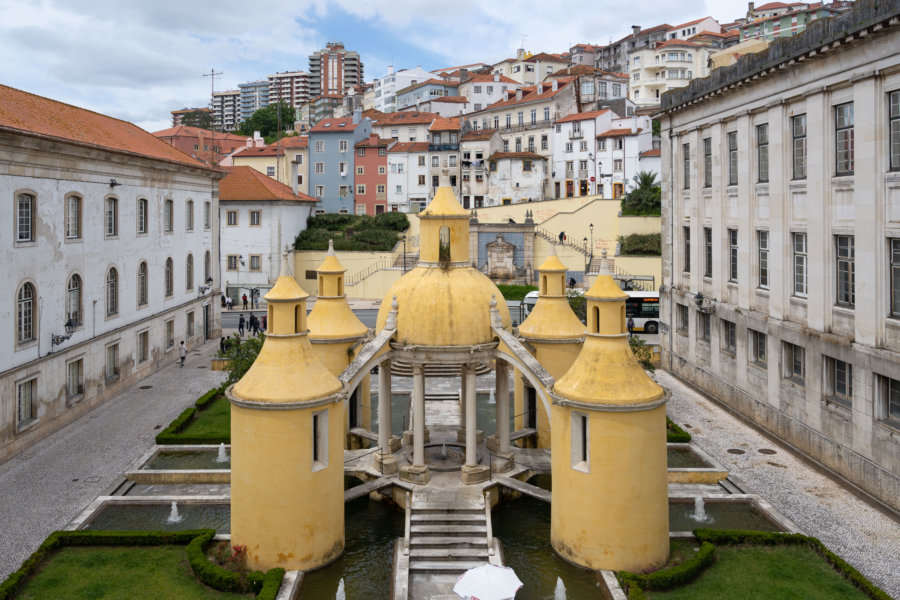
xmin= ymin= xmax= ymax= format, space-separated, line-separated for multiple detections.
xmin=226 ymin=296 xmax=233 ymax=310
xmin=178 ymin=341 xmax=187 ymax=367
xmin=238 ymin=314 xmax=246 ymax=337
xmin=220 ymin=337 xmax=227 ymax=354
xmin=627 ymin=316 xmax=635 ymax=338
xmin=249 ymin=314 xmax=258 ymax=336
xmin=261 ymin=314 xmax=267 ymax=331
xmin=242 ymin=294 xmax=248 ymax=310
xmin=558 ymin=231 xmax=565 ymax=243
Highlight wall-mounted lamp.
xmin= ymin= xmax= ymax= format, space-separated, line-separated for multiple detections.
xmin=109 ymin=178 xmax=120 ymax=188
xmin=238 ymin=255 xmax=245 ymax=267
xmin=694 ymin=292 xmax=716 ymax=313
xmin=51 ymin=318 xmax=77 ymax=348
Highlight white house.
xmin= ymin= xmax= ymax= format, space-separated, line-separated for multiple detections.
xmin=459 ymin=129 xmax=502 ymax=209
xmin=1 ymin=84 xmax=224 ymax=462
xmin=486 ymin=151 xmax=547 ymax=205
xmin=219 ymin=166 xmax=317 ymax=302
xmin=387 ymin=142 xmax=430 ymax=212
xmin=373 ymin=65 xmax=434 ymax=113
xmin=457 ymin=73 xmax=521 ymax=114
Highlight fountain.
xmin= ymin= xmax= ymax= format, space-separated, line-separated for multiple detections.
xmin=690 ymin=496 xmax=710 ymax=523
xmin=166 ymin=501 xmax=184 ymax=524
xmin=216 ymin=443 xmax=228 ymax=464
xmin=335 ymin=577 xmax=346 ymax=600
xmin=489 ymin=387 xmax=496 ymax=404
xmin=554 ymin=576 xmax=567 ymax=599
xmin=441 ymin=443 xmax=447 ymax=459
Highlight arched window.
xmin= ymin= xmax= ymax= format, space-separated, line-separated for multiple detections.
xmin=137 ymin=262 xmax=148 ymax=306
xmin=185 ymin=200 xmax=194 ymax=231
xmin=137 ymin=198 xmax=148 ymax=234
xmin=65 ymin=195 xmax=82 ymax=239
xmin=204 ymin=201 xmax=211 ymax=229
xmin=186 ymin=254 xmax=194 ymax=291
xmin=106 ymin=268 xmax=118 ymax=316
xmin=591 ymin=306 xmax=600 ymax=333
xmin=165 ymin=258 xmax=173 ymax=297
xmin=66 ymin=275 xmax=82 ymax=325
xmin=204 ymin=251 xmax=211 ymax=281
xmin=17 ymin=282 xmax=35 ymax=344
xmin=439 ymin=225 xmax=451 ymax=264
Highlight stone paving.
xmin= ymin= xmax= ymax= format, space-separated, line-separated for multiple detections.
xmin=0 ymin=340 xmax=225 ymax=580
xmin=656 ymin=370 xmax=900 ymax=599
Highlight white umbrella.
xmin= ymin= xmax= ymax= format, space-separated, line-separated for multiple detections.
xmin=453 ymin=563 xmax=523 ymax=600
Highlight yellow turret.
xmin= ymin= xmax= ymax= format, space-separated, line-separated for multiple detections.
xmin=308 ymin=240 xmax=371 ymax=445
xmin=229 ymin=254 xmax=345 ymax=571
xmin=549 ymin=273 xmax=668 ymax=572
xmin=513 ymin=245 xmax=584 ymax=448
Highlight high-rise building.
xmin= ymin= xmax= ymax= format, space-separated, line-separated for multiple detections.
xmin=171 ymin=107 xmax=211 ymax=127
xmin=308 ymin=42 xmax=363 ymax=97
xmin=238 ymin=80 xmax=269 ymax=122
xmin=212 ymin=90 xmax=241 ymax=131
xmin=267 ymin=70 xmax=311 ymax=110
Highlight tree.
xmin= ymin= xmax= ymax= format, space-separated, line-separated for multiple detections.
xmin=222 ymin=334 xmax=264 ymax=384
xmin=238 ymin=102 xmax=296 ymax=139
xmin=620 ymin=170 xmax=661 ymax=216
xmin=181 ymin=109 xmax=215 ymax=130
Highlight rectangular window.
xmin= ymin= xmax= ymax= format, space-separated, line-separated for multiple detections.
xmin=66 ymin=195 xmax=82 ymax=239
xmin=783 ymin=341 xmax=805 ymax=385
xmin=676 ymin=304 xmax=689 ymax=335
xmin=315 ymin=185 xmax=324 ymax=198
xmin=793 ymin=233 xmax=807 ymax=297
xmin=835 ymin=235 xmax=855 ymax=308
xmin=185 ymin=201 xmax=193 ymax=231
xmin=17 ymin=378 xmax=36 ymax=426
xmin=835 ymin=103 xmax=854 ymax=175
xmin=749 ymin=329 xmax=767 ymax=367
xmin=204 ymin=202 xmax=210 ymax=229
xmin=721 ymin=319 xmax=736 ymax=354
xmin=106 ymin=343 xmax=119 ymax=380
xmin=758 ymin=231 xmax=769 ymax=289
xmin=376 ymin=184 xmax=386 ymax=194
xmin=682 ymin=143 xmax=690 ymax=189
xmin=518 ymin=111 xmax=524 ymax=125
xmin=249 ymin=255 xmax=261 ymax=271
xmin=683 ymin=226 xmax=691 ymax=273
xmin=541 ymin=135 xmax=548 ymax=150
xmin=312 ymin=410 xmax=328 ymax=470
xmin=418 ymin=156 xmax=425 ymax=166
xmin=187 ymin=311 xmax=195 ymax=337
xmin=227 ymin=255 xmax=238 ymax=271
xmin=315 ymin=140 xmax=324 ymax=152
xmin=523 ymin=160 xmax=532 ymax=172
xmin=792 ymin=114 xmax=807 ymax=179
xmin=757 ymin=124 xmax=769 ymax=182
xmin=565 ymin=142 xmax=573 ymax=153
xmin=339 ymin=140 xmax=348 ymax=152
xmin=357 ymin=166 xmax=364 ymax=175
xmin=16 ymin=193 xmax=34 ymax=242
xmin=266 ymin=166 xmax=275 ymax=177
xmin=138 ymin=330 xmax=149 ymax=363
xmin=727 ymin=131 xmax=738 ymax=185
xmin=138 ymin=199 xmax=148 ymax=234
xmin=418 ymin=175 xmax=426 ymax=185
xmin=703 ymin=137 xmax=712 ymax=187
xmin=105 ymin=197 xmax=118 ymax=237
xmin=698 ymin=312 xmax=711 ymax=342
xmin=704 ymin=227 xmax=712 ymax=278
xmin=891 ymin=239 xmax=900 ymax=317
xmin=165 ymin=319 xmax=174 ymax=349
xmin=728 ymin=229 xmax=738 ymax=282
xmin=890 ymin=91 xmax=900 ymax=170
xmin=67 ymin=359 xmax=84 ymax=399
xmin=876 ymin=374 xmax=900 ymax=429
xmin=356 ymin=184 xmax=365 ymax=195
xmin=249 ymin=210 xmax=261 ymax=226
xmin=824 ymin=357 xmax=852 ymax=408
xmin=340 ymin=162 xmax=349 ymax=175
xmin=226 ymin=210 xmax=237 ymax=226
xmin=164 ymin=199 xmax=173 ymax=232
xmin=315 ymin=162 xmax=324 ymax=174
xmin=570 ymin=412 xmax=589 ymax=472
xmin=614 ymin=159 xmax=623 ymax=172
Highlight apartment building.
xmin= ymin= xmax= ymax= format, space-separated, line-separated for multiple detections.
xmin=307 ymin=113 xmax=372 ymax=213
xmin=658 ymin=0 xmax=900 ymax=511
xmin=238 ymin=80 xmax=269 ymax=122
xmin=387 ymin=142 xmax=430 ymax=212
xmin=628 ymin=38 xmax=720 ymax=107
xmin=267 ymin=70 xmax=311 ymax=110
xmin=353 ymin=135 xmax=394 ymax=215
xmin=457 ymin=73 xmax=521 ymax=113
xmin=212 ymin=90 xmax=241 ymax=131
xmin=491 ymin=49 xmax=569 ymax=85
xmin=459 ymin=129 xmax=502 ymax=209
xmin=373 ymin=66 xmax=433 ymax=113
xmin=153 ymin=126 xmax=246 ymax=165
xmin=308 ymin=42 xmax=363 ymax=97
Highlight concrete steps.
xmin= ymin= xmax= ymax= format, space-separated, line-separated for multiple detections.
xmin=407 ymin=507 xmax=491 ymax=577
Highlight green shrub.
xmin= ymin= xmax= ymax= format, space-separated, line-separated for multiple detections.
xmin=194 ymin=388 xmax=220 ymax=410
xmin=295 ymin=213 xmax=408 ymax=251
xmin=495 ymin=284 xmax=537 ymax=301
xmin=666 ymin=417 xmax=692 ymax=442
xmin=619 ymin=233 xmax=661 ymax=256
xmin=619 ymin=541 xmax=715 ymax=598
xmin=374 ymin=211 xmax=410 ymax=231
xmin=258 ymin=569 xmax=286 ymax=600
xmin=567 ymin=289 xmax=586 ymax=324
xmin=621 ymin=171 xmax=661 ymax=216
xmin=629 ymin=336 xmax=655 ymax=372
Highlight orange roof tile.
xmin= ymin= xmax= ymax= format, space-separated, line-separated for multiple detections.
xmin=429 ymin=116 xmax=460 ymax=131
xmin=367 ymin=111 xmax=439 ymax=125
xmin=153 ymin=125 xmax=245 ymax=142
xmin=356 ymin=134 xmax=391 ymax=147
xmin=462 ymin=73 xmax=520 ymax=85
xmin=482 ymin=79 xmax=573 ymax=111
xmin=555 ymin=109 xmax=610 ymax=124
xmin=597 ymin=127 xmax=643 ymax=138
xmin=489 ymin=151 xmax=546 ymax=160
xmin=219 ymin=166 xmax=316 ymax=202
xmin=525 ymin=52 xmax=569 ymax=63
xmin=461 ymin=129 xmax=498 ymax=141
xmin=431 ymin=96 xmax=469 ymax=104
xmin=0 ymin=84 xmax=215 ymax=170
xmin=388 ymin=142 xmax=429 ymax=153
xmin=232 ymin=145 xmax=281 ymax=158
xmin=309 ymin=117 xmax=363 ymax=133
xmin=654 ymin=39 xmax=702 ymax=49
xmin=671 ymin=16 xmax=718 ymax=30
xmin=640 ymin=148 xmax=661 ymax=157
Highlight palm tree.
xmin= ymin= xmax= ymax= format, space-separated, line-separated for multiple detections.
xmin=632 ymin=170 xmax=658 ymax=191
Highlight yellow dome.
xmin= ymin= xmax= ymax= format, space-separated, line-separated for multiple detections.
xmin=518 ymin=297 xmax=585 ymax=340
xmin=309 ymin=298 xmax=368 ymax=340
xmin=376 ymin=267 xmax=511 ymax=346
xmin=419 ymin=186 xmax=469 ymax=217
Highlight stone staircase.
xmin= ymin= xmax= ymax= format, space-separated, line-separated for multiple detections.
xmin=408 ymin=506 xmax=491 ymax=574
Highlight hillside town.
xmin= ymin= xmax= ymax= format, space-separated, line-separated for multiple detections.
xmin=2 ymin=0 xmax=900 ymax=598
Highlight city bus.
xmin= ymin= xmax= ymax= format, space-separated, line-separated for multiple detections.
xmin=625 ymin=291 xmax=660 ymax=333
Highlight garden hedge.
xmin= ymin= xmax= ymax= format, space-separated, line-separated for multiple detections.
xmin=155 ymin=383 xmax=229 ymax=445
xmin=666 ymin=417 xmax=692 ymax=443
xmin=619 ymin=541 xmax=715 ymax=600
xmin=0 ymin=529 xmax=285 ymax=600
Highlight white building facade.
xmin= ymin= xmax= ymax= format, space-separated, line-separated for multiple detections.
xmin=2 ymin=85 xmax=223 ymax=462
xmin=658 ymin=0 xmax=900 ymax=511
xmin=387 ymin=142 xmax=429 ymax=212
xmin=373 ymin=66 xmax=434 ymax=113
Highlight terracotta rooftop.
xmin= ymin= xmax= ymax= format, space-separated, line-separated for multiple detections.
xmin=431 ymin=96 xmax=469 ymax=104
xmin=431 ymin=62 xmax=490 ymax=74
xmin=388 ymin=141 xmax=429 ymax=153
xmin=397 ymin=79 xmax=457 ymax=95
xmin=671 ymin=16 xmax=718 ymax=30
xmin=429 ymin=116 xmax=460 ymax=132
xmin=0 ymin=84 xmax=214 ymax=170
xmin=755 ymin=1 xmax=807 ymax=10
xmin=309 ymin=117 xmax=363 ymax=133
xmin=367 ymin=110 xmax=439 ymax=125
xmin=597 ymin=127 xmax=643 ymax=138
xmin=220 ymin=166 xmax=316 ymax=202
xmin=482 ymin=78 xmax=573 ymax=110
xmin=489 ymin=151 xmax=546 ymax=160
xmin=640 ymin=148 xmax=662 ymax=157
xmin=461 ymin=129 xmax=498 ymax=141
xmin=555 ymin=109 xmax=610 ymax=124
xmin=461 ymin=73 xmax=520 ymax=85
xmin=654 ymin=39 xmax=702 ymax=49
xmin=525 ymin=52 xmax=569 ymax=63
xmin=355 ymin=134 xmax=391 ymax=148
xmin=153 ymin=126 xmax=245 ymax=142
xmin=232 ymin=145 xmax=282 ymax=158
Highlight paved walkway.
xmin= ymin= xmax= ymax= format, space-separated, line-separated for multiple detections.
xmin=657 ymin=370 xmax=900 ymax=599
xmin=0 ymin=340 xmax=225 ymax=579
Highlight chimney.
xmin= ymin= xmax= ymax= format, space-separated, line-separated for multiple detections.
xmin=493 ymin=72 xmax=500 ymax=82
xmin=291 ymin=161 xmax=299 ymax=196
xmin=352 ymin=107 xmax=362 ymax=124
xmin=632 ymin=25 xmax=641 ymax=36
xmin=748 ymin=1 xmax=755 ymax=11
xmin=460 ymin=68 xmax=468 ymax=82
xmin=517 ymin=48 xmax=525 ymax=60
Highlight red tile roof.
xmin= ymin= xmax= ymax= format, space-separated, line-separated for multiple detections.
xmin=388 ymin=142 xmax=429 ymax=153
xmin=654 ymin=39 xmax=702 ymax=49
xmin=640 ymin=148 xmax=661 ymax=157
xmin=0 ymin=84 xmax=215 ymax=170
xmin=431 ymin=96 xmax=469 ymax=104
xmin=482 ymin=79 xmax=573 ymax=111
xmin=153 ymin=125 xmax=245 ymax=142
xmin=309 ymin=117 xmax=362 ymax=133
xmin=429 ymin=116 xmax=460 ymax=132
xmin=555 ymin=109 xmax=610 ymax=124
xmin=489 ymin=151 xmax=546 ymax=160
xmin=367 ymin=111 xmax=440 ymax=125
xmin=525 ymin=52 xmax=569 ymax=63
xmin=355 ymin=134 xmax=391 ymax=148
xmin=232 ymin=145 xmax=281 ymax=158
xmin=671 ymin=16 xmax=718 ymax=30
xmin=597 ymin=127 xmax=643 ymax=138
xmin=282 ymin=136 xmax=308 ymax=149
xmin=220 ymin=166 xmax=315 ymax=202
xmin=755 ymin=1 xmax=805 ymax=10
xmin=462 ymin=73 xmax=519 ymax=85
xmin=461 ymin=129 xmax=498 ymax=141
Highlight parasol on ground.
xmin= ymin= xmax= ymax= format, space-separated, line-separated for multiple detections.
xmin=453 ymin=563 xmax=524 ymax=600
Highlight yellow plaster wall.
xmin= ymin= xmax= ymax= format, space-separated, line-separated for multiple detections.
xmin=230 ymin=401 xmax=344 ymax=571
xmin=550 ymin=404 xmax=669 ymax=571
xmin=311 ymin=343 xmax=373 ymax=437
xmin=613 ymin=256 xmax=662 ymax=289
xmin=512 ymin=342 xmax=581 ymax=448
xmin=347 ymin=268 xmax=403 ymax=301
xmin=618 ymin=216 xmax=662 ymax=236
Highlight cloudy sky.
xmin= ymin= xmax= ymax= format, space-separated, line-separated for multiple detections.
xmin=1 ymin=0 xmax=751 ymax=132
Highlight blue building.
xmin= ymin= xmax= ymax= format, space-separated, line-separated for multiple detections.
xmin=308 ymin=113 xmax=372 ymax=213
xmin=238 ymin=80 xmax=269 ymax=122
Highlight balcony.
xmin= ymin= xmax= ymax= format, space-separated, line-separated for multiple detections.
xmin=578 ymin=169 xmax=589 ymax=178
xmin=565 ymin=170 xmax=575 ymax=179
xmin=568 ymin=130 xmax=584 ymax=139
xmin=428 ymin=143 xmax=459 ymax=152
xmin=501 ymin=119 xmax=552 ymax=134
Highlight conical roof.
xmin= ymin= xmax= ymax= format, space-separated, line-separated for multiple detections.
xmin=308 ymin=241 xmax=368 ymax=340
xmin=265 ymin=253 xmax=308 ymax=302
xmin=537 ymin=245 xmax=568 ymax=272
xmin=420 ymin=186 xmax=469 ymax=217
xmin=316 ymin=240 xmax=345 ymax=274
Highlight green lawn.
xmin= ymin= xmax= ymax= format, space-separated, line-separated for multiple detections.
xmin=175 ymin=395 xmax=230 ymax=440
xmin=648 ymin=545 xmax=871 ymax=600
xmin=16 ymin=546 xmax=252 ymax=600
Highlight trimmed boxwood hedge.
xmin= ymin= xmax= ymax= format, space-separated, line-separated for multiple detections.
xmin=618 ymin=530 xmax=891 ymax=600
xmin=666 ymin=417 xmax=691 ymax=443
xmin=156 ymin=383 xmax=229 ymax=445
xmin=0 ymin=529 xmax=284 ymax=600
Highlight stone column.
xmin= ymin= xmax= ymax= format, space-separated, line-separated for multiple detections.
xmin=413 ymin=365 xmax=426 ymax=468
xmin=464 ymin=364 xmax=477 ymax=467
xmin=496 ymin=361 xmax=510 ymax=453
xmin=375 ymin=360 xmax=398 ymax=474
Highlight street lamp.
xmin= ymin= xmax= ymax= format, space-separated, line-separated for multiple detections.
xmin=589 ymin=223 xmax=594 ymax=257
xmin=402 ymin=235 xmax=407 ymax=274
xmin=51 ymin=318 xmax=77 ymax=349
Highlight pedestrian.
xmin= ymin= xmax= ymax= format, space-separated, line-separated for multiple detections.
xmin=261 ymin=315 xmax=267 ymax=331
xmin=238 ymin=314 xmax=246 ymax=336
xmin=220 ymin=294 xmax=226 ymax=308
xmin=242 ymin=294 xmax=248 ymax=310
xmin=220 ymin=337 xmax=226 ymax=354
xmin=627 ymin=316 xmax=635 ymax=338
xmin=249 ymin=314 xmax=259 ymax=336
xmin=253 ymin=290 xmax=259 ymax=309
xmin=568 ymin=277 xmax=576 ymax=288
xmin=226 ymin=296 xmax=233 ymax=310
xmin=179 ymin=341 xmax=187 ymax=367
xmin=558 ymin=231 xmax=565 ymax=243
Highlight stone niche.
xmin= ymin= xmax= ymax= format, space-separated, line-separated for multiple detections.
xmin=486 ymin=234 xmax=517 ymax=280
xmin=469 ymin=215 xmax=536 ymax=286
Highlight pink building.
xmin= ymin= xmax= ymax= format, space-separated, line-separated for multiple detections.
xmin=353 ymin=135 xmax=395 ymax=215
